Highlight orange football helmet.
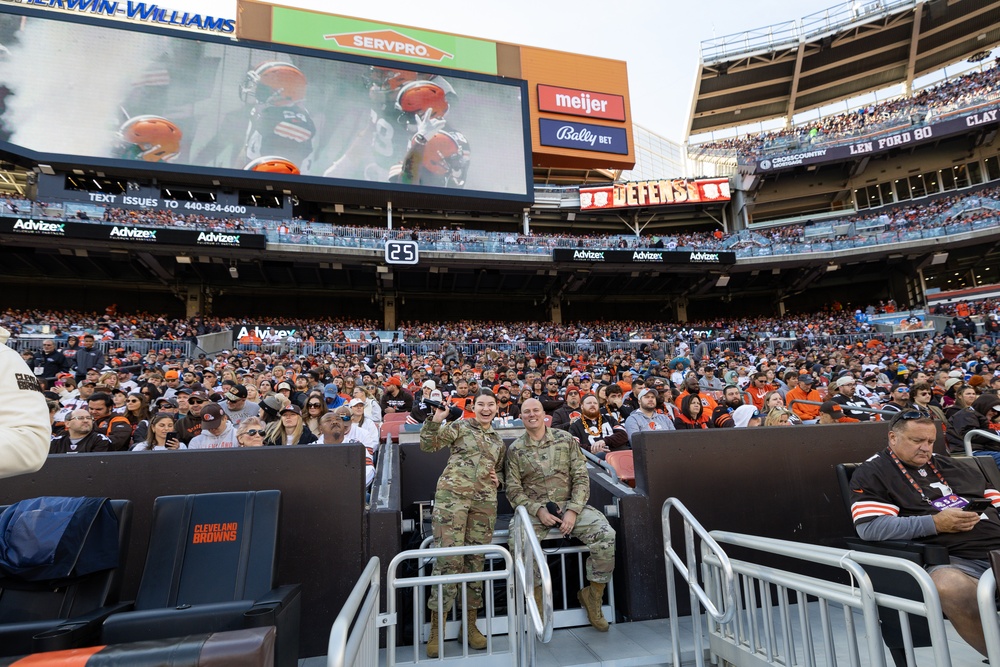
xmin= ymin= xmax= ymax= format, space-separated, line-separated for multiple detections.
xmin=245 ymin=156 xmax=300 ymax=175
xmin=117 ymin=115 xmax=182 ymax=162
xmin=420 ymin=130 xmax=469 ymax=177
xmin=395 ymin=80 xmax=449 ymax=120
xmin=241 ymin=61 xmax=307 ymax=106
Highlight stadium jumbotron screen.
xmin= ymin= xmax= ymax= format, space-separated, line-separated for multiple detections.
xmin=0 ymin=9 xmax=531 ymax=200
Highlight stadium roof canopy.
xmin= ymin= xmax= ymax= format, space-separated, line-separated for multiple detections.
xmin=687 ymin=0 xmax=1000 ymax=138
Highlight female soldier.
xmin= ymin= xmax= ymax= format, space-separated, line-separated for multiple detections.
xmin=420 ymin=389 xmax=504 ymax=657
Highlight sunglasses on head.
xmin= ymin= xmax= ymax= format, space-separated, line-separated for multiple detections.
xmin=338 ymin=414 xmax=352 ymax=422
xmin=893 ymin=410 xmax=927 ymax=422
xmin=244 ymin=429 xmax=264 ymax=436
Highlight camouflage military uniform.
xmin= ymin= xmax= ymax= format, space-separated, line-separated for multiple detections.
xmin=505 ymin=427 xmax=615 ymax=584
xmin=421 ymin=417 xmax=506 ymax=612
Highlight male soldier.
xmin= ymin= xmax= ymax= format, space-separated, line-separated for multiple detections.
xmin=506 ymin=398 xmax=615 ymax=631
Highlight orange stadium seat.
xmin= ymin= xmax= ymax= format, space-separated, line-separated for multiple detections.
xmin=379 ymin=420 xmax=404 ymax=444
xmin=605 ymin=451 xmax=635 ymax=488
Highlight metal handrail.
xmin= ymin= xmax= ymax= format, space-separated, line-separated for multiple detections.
xmin=977 ymin=566 xmax=1000 ymax=663
xmin=512 ymin=505 xmax=554 ymax=653
xmin=581 ymin=449 xmax=621 ymax=485
xmin=963 ymin=428 xmax=1000 ymax=457
xmin=386 ymin=545 xmax=515 ymax=666
xmin=662 ymin=498 xmax=735 ymax=667
xmin=327 ymin=556 xmax=380 ymax=667
xmin=708 ymin=530 xmax=953 ymax=667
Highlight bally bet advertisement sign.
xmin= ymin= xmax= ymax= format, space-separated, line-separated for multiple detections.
xmin=262 ymin=6 xmax=498 ymax=74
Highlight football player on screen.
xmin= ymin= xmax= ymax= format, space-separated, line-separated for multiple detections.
xmin=396 ymin=110 xmax=470 ymax=188
xmin=114 ymin=115 xmax=183 ymax=162
xmin=324 ymin=66 xmax=468 ymax=188
xmin=239 ymin=61 xmax=315 ymax=174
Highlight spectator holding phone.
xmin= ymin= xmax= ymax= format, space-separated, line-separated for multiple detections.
xmin=419 ymin=389 xmax=504 ymax=657
xmin=132 ymin=413 xmax=185 ymax=451
xmin=850 ymin=410 xmax=1000 ymax=657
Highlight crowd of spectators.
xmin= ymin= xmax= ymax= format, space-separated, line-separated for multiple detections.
xmin=100 ymin=208 xmax=260 ymax=232
xmin=19 ymin=302 xmax=1000 ymax=458
xmin=693 ymin=63 xmax=1000 ymax=157
xmin=11 ymin=178 xmax=1000 ymax=259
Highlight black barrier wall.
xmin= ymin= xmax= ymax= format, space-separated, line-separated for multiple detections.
xmin=0 ymin=446 xmax=366 ymax=658
xmin=625 ymin=422 xmax=900 ymax=619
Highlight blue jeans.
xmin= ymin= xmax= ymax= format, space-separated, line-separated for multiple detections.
xmin=972 ymin=450 xmax=1000 ymax=470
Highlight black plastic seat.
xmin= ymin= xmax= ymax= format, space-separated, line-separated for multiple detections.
xmin=99 ymin=491 xmax=301 ymax=667
xmin=0 ymin=498 xmax=132 ymax=657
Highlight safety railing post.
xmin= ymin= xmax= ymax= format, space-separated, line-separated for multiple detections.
xmin=512 ymin=505 xmax=554 ymax=666
xmin=964 ymin=429 xmax=1000 ymax=457
xmin=978 ymin=566 xmax=1000 ymax=663
xmin=327 ymin=556 xmax=381 ymax=667
xmin=662 ymin=498 xmax=736 ymax=667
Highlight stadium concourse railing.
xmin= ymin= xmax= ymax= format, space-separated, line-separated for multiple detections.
xmin=689 ymin=78 xmax=1000 ymax=161
xmin=231 ymin=333 xmax=886 ymax=359
xmin=2 ymin=333 xmax=889 ymax=361
xmin=18 ymin=191 xmax=1000 ymax=261
xmin=5 ymin=336 xmax=193 ymax=359
xmin=700 ymin=0 xmax=914 ymax=62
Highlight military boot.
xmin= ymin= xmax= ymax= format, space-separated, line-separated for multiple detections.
xmin=578 ymin=582 xmax=609 ymax=631
xmin=426 ymin=610 xmax=442 ymax=658
xmin=460 ymin=607 xmax=488 ymax=649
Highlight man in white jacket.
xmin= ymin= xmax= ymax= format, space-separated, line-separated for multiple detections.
xmin=0 ymin=326 xmax=50 ymax=478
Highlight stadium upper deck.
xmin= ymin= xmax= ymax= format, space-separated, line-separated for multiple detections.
xmin=687 ymin=0 xmax=1000 ymax=137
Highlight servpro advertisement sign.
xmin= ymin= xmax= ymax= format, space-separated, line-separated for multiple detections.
xmin=267 ymin=7 xmax=498 ymax=74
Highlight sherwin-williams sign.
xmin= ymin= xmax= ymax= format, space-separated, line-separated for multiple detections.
xmin=269 ymin=7 xmax=498 ymax=74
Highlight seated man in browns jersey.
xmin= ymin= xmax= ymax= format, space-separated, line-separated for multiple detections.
xmin=850 ymin=411 xmax=1000 ymax=657
xmin=568 ymin=395 xmax=628 ymax=460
